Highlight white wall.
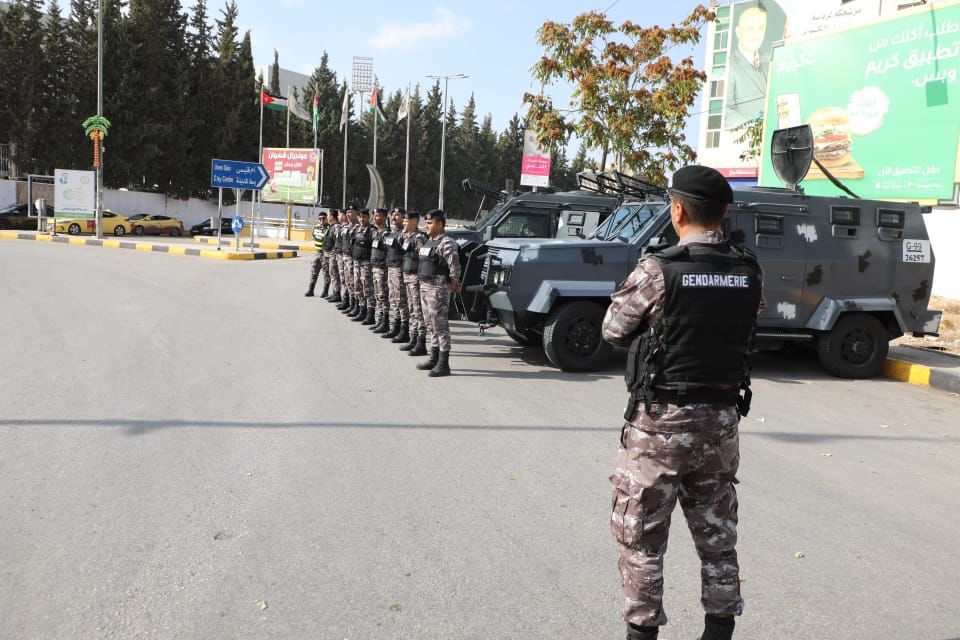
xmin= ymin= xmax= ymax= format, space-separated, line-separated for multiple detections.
xmin=923 ymin=208 xmax=960 ymax=300
xmin=0 ymin=179 xmax=15 ymax=208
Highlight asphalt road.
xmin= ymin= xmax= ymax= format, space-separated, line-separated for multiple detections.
xmin=2 ymin=240 xmax=958 ymax=640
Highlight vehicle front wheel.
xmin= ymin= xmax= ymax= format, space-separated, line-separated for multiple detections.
xmin=68 ymin=223 xmax=81 ymax=235
xmin=816 ymin=313 xmax=889 ymax=378
xmin=542 ymin=300 xmax=612 ymax=372
xmin=114 ymin=225 xmax=126 ymax=237
xmin=170 ymin=227 xmax=181 ymax=237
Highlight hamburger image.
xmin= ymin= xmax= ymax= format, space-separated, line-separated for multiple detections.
xmin=808 ymin=107 xmax=853 ymax=168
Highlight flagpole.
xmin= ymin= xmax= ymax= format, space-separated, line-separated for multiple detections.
xmin=342 ymin=90 xmax=349 ymax=209
xmin=256 ymin=81 xmax=265 ymax=245
xmin=286 ymin=85 xmax=291 ymax=148
xmin=373 ymin=88 xmax=378 ymax=169
xmin=404 ymin=87 xmax=411 ymax=209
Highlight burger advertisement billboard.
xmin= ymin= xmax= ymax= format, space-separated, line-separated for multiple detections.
xmin=758 ymin=0 xmax=960 ymax=202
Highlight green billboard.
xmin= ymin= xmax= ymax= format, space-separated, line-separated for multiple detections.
xmin=759 ymin=0 xmax=960 ymax=202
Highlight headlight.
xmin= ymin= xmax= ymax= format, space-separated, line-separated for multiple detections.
xmin=493 ymin=270 xmax=503 ymax=285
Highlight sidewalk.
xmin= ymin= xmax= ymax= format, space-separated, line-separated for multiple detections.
xmin=883 ymin=345 xmax=960 ymax=393
xmin=0 ymin=230 xmax=298 ymax=261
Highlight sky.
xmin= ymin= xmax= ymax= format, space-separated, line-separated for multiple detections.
xmin=221 ymin=0 xmax=710 ymax=152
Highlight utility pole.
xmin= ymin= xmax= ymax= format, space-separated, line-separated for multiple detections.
xmin=95 ymin=0 xmax=104 ymax=238
xmin=426 ymin=73 xmax=468 ymax=210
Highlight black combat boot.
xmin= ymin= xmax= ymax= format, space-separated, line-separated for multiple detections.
xmin=398 ymin=329 xmax=417 ymax=351
xmin=368 ymin=311 xmax=382 ymax=331
xmin=304 ymin=282 xmax=316 ymax=297
xmin=390 ymin=321 xmax=408 ymax=343
xmin=327 ymin=290 xmax=341 ymax=303
xmin=350 ymin=304 xmax=366 ymax=321
xmin=416 ymin=347 xmax=440 ymax=370
xmin=428 ymin=351 xmax=450 ymax=377
xmin=699 ymin=615 xmax=734 ymax=640
xmin=626 ymin=622 xmax=658 ymax=640
xmin=336 ymin=293 xmax=351 ymax=311
xmin=382 ymin=318 xmax=399 ymax=338
xmin=407 ymin=332 xmax=427 ymax=356
xmin=361 ymin=307 xmax=376 ymax=325
xmin=372 ymin=313 xmax=390 ymax=333
xmin=320 ymin=283 xmax=329 ymax=298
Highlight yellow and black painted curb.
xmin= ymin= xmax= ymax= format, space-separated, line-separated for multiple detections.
xmin=0 ymin=230 xmax=297 ymax=260
xmin=193 ymin=236 xmax=315 ymax=251
xmin=882 ymin=357 xmax=960 ymax=394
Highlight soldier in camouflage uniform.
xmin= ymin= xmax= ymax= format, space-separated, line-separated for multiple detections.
xmin=400 ymin=210 xmax=428 ymax=355
xmin=324 ymin=210 xmax=342 ymax=303
xmin=415 ymin=209 xmax=461 ymax=377
xmin=350 ymin=208 xmax=376 ymax=325
xmin=304 ymin=211 xmax=329 ymax=297
xmin=382 ymin=207 xmax=410 ymax=343
xmin=337 ymin=206 xmax=357 ymax=313
xmin=601 ymin=166 xmax=764 ymax=640
xmin=369 ymin=208 xmax=390 ymax=333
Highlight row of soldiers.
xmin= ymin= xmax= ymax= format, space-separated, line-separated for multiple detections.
xmin=306 ymin=205 xmax=462 ymax=377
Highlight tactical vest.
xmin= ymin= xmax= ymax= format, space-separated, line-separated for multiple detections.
xmin=312 ymin=225 xmax=327 ymax=252
xmin=402 ymin=232 xmax=426 ymax=274
xmin=624 ymin=241 xmax=762 ymax=418
xmin=352 ymin=226 xmax=373 ymax=261
xmin=323 ymin=224 xmax=338 ymax=252
xmin=417 ymin=238 xmax=450 ymax=279
xmin=336 ymin=226 xmax=348 ymax=253
xmin=384 ymin=230 xmax=403 ymax=268
xmin=370 ymin=228 xmax=388 ymax=266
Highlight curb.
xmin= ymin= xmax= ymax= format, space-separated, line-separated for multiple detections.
xmin=881 ymin=357 xmax=960 ymax=394
xmin=193 ymin=236 xmax=315 ymax=251
xmin=0 ymin=230 xmax=298 ymax=261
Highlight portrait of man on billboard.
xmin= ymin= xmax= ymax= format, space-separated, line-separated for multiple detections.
xmin=725 ymin=1 xmax=787 ymax=130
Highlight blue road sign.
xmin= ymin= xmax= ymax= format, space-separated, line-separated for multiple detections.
xmin=231 ymin=216 xmax=244 ymax=234
xmin=210 ymin=159 xmax=269 ymax=190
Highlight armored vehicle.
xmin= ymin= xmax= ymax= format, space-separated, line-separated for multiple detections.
xmin=465 ymin=128 xmax=943 ymax=377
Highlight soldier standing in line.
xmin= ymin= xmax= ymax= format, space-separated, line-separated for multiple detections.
xmin=601 ymin=166 xmax=764 ymax=640
xmin=351 ymin=208 xmax=376 ymax=325
xmin=339 ymin=206 xmax=358 ymax=314
xmin=399 ymin=210 xmax=428 ymax=355
xmin=369 ymin=208 xmax=391 ymax=333
xmin=382 ymin=207 xmax=409 ymax=343
xmin=323 ymin=209 xmax=342 ymax=303
xmin=304 ymin=210 xmax=329 ymax=297
xmin=415 ymin=209 xmax=461 ymax=377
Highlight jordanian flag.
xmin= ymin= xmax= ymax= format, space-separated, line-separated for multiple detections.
xmin=260 ymin=90 xmax=287 ymax=111
xmin=369 ymin=87 xmax=386 ymax=123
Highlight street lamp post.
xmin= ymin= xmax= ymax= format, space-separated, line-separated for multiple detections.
xmin=426 ymin=73 xmax=468 ymax=210
xmin=95 ymin=0 xmax=104 ymax=238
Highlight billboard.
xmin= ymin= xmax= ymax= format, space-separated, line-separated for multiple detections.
xmin=53 ymin=169 xmax=96 ymax=219
xmin=758 ymin=1 xmax=960 ymax=201
xmin=724 ymin=1 xmax=788 ymax=131
xmin=520 ymin=130 xmax=551 ymax=188
xmin=261 ymin=148 xmax=320 ymax=204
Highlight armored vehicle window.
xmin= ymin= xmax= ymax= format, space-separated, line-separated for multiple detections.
xmin=755 ymin=215 xmax=783 ymax=235
xmin=592 ymin=204 xmax=640 ymax=240
xmin=831 ymin=206 xmax=860 ymax=226
xmin=877 ymin=209 xmax=905 ymax=228
xmin=495 ymin=212 xmax=552 ymax=238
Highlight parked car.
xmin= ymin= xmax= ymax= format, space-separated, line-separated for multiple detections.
xmin=189 ymin=217 xmax=235 ymax=236
xmin=0 ymin=202 xmax=54 ymax=230
xmin=55 ymin=210 xmax=132 ymax=236
xmin=129 ymin=214 xmax=184 ymax=236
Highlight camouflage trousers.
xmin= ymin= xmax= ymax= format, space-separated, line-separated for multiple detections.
xmin=355 ymin=260 xmax=375 ymax=307
xmin=610 ymin=405 xmax=744 ymax=626
xmin=388 ymin=266 xmax=409 ymax=321
xmin=372 ymin=266 xmax=388 ymax=314
xmin=308 ymin=253 xmax=325 ymax=288
xmin=326 ymin=253 xmax=340 ymax=295
xmin=420 ymin=279 xmax=451 ymax=351
xmin=404 ymin=273 xmax=424 ymax=333
xmin=341 ymin=254 xmax=353 ymax=296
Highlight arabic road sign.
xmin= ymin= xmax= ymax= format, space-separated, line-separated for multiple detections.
xmin=210 ymin=159 xmax=269 ymax=190
xmin=53 ymin=169 xmax=96 ymax=219
xmin=231 ymin=216 xmax=244 ymax=234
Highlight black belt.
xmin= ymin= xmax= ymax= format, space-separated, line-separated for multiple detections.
xmin=651 ymin=387 xmax=739 ymax=406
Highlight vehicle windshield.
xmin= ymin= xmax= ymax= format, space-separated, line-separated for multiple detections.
xmin=472 ymin=202 xmax=506 ymax=231
xmin=591 ymin=203 xmax=641 ymax=240
xmin=617 ymin=203 xmax=669 ymax=244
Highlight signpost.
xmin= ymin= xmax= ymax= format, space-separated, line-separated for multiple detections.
xmin=211 ymin=159 xmax=268 ymax=251
xmin=53 ymin=169 xmax=96 ymax=219
xmin=520 ymin=130 xmax=551 ymax=189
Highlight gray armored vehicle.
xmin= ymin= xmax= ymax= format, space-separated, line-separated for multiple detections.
xmin=465 ymin=127 xmax=943 ymax=377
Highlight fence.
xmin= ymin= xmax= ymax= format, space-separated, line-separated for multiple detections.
xmin=0 ymin=144 xmax=10 ymax=179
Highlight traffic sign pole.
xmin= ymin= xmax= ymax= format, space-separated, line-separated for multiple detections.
xmin=235 ymin=188 xmax=241 ymax=252
xmin=216 ymin=188 xmax=223 ymax=251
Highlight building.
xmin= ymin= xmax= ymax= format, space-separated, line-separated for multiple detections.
xmin=255 ymin=64 xmax=311 ymax=99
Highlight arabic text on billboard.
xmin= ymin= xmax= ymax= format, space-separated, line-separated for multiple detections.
xmin=53 ymin=169 xmax=96 ymax=219
xmin=261 ymin=148 xmax=320 ymax=204
xmin=520 ymin=130 xmax=551 ymax=188
xmin=759 ymin=1 xmax=960 ymax=201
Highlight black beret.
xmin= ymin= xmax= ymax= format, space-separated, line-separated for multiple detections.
xmin=403 ymin=210 xmax=420 ymax=219
xmin=391 ymin=207 xmax=406 ymax=214
xmin=424 ymin=208 xmax=445 ymax=222
xmin=669 ymin=165 xmax=733 ymax=204
xmin=358 ymin=208 xmax=370 ymax=215
xmin=331 ymin=208 xmax=340 ymax=214
xmin=317 ymin=210 xmax=327 ymax=217
xmin=345 ymin=204 xmax=357 ymax=211
xmin=375 ymin=208 xmax=388 ymax=215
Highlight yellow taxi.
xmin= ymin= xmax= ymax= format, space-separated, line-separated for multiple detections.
xmin=129 ymin=213 xmax=185 ymax=237
xmin=55 ymin=210 xmax=133 ymax=236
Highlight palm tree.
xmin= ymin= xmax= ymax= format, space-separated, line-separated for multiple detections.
xmin=82 ymin=115 xmax=112 ymax=168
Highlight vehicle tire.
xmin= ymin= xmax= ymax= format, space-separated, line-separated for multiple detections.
xmin=505 ymin=328 xmax=538 ymax=346
xmin=134 ymin=225 xmax=144 ymax=236
xmin=816 ymin=313 xmax=889 ymax=378
xmin=542 ymin=300 xmax=612 ymax=372
xmin=68 ymin=223 xmax=81 ymax=235
xmin=170 ymin=227 xmax=181 ymax=237
xmin=114 ymin=225 xmax=126 ymax=237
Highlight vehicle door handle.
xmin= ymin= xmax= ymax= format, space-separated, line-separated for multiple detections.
xmin=780 ymin=275 xmax=796 ymax=280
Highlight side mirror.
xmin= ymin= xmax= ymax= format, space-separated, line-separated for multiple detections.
xmin=482 ymin=226 xmax=494 ymax=242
